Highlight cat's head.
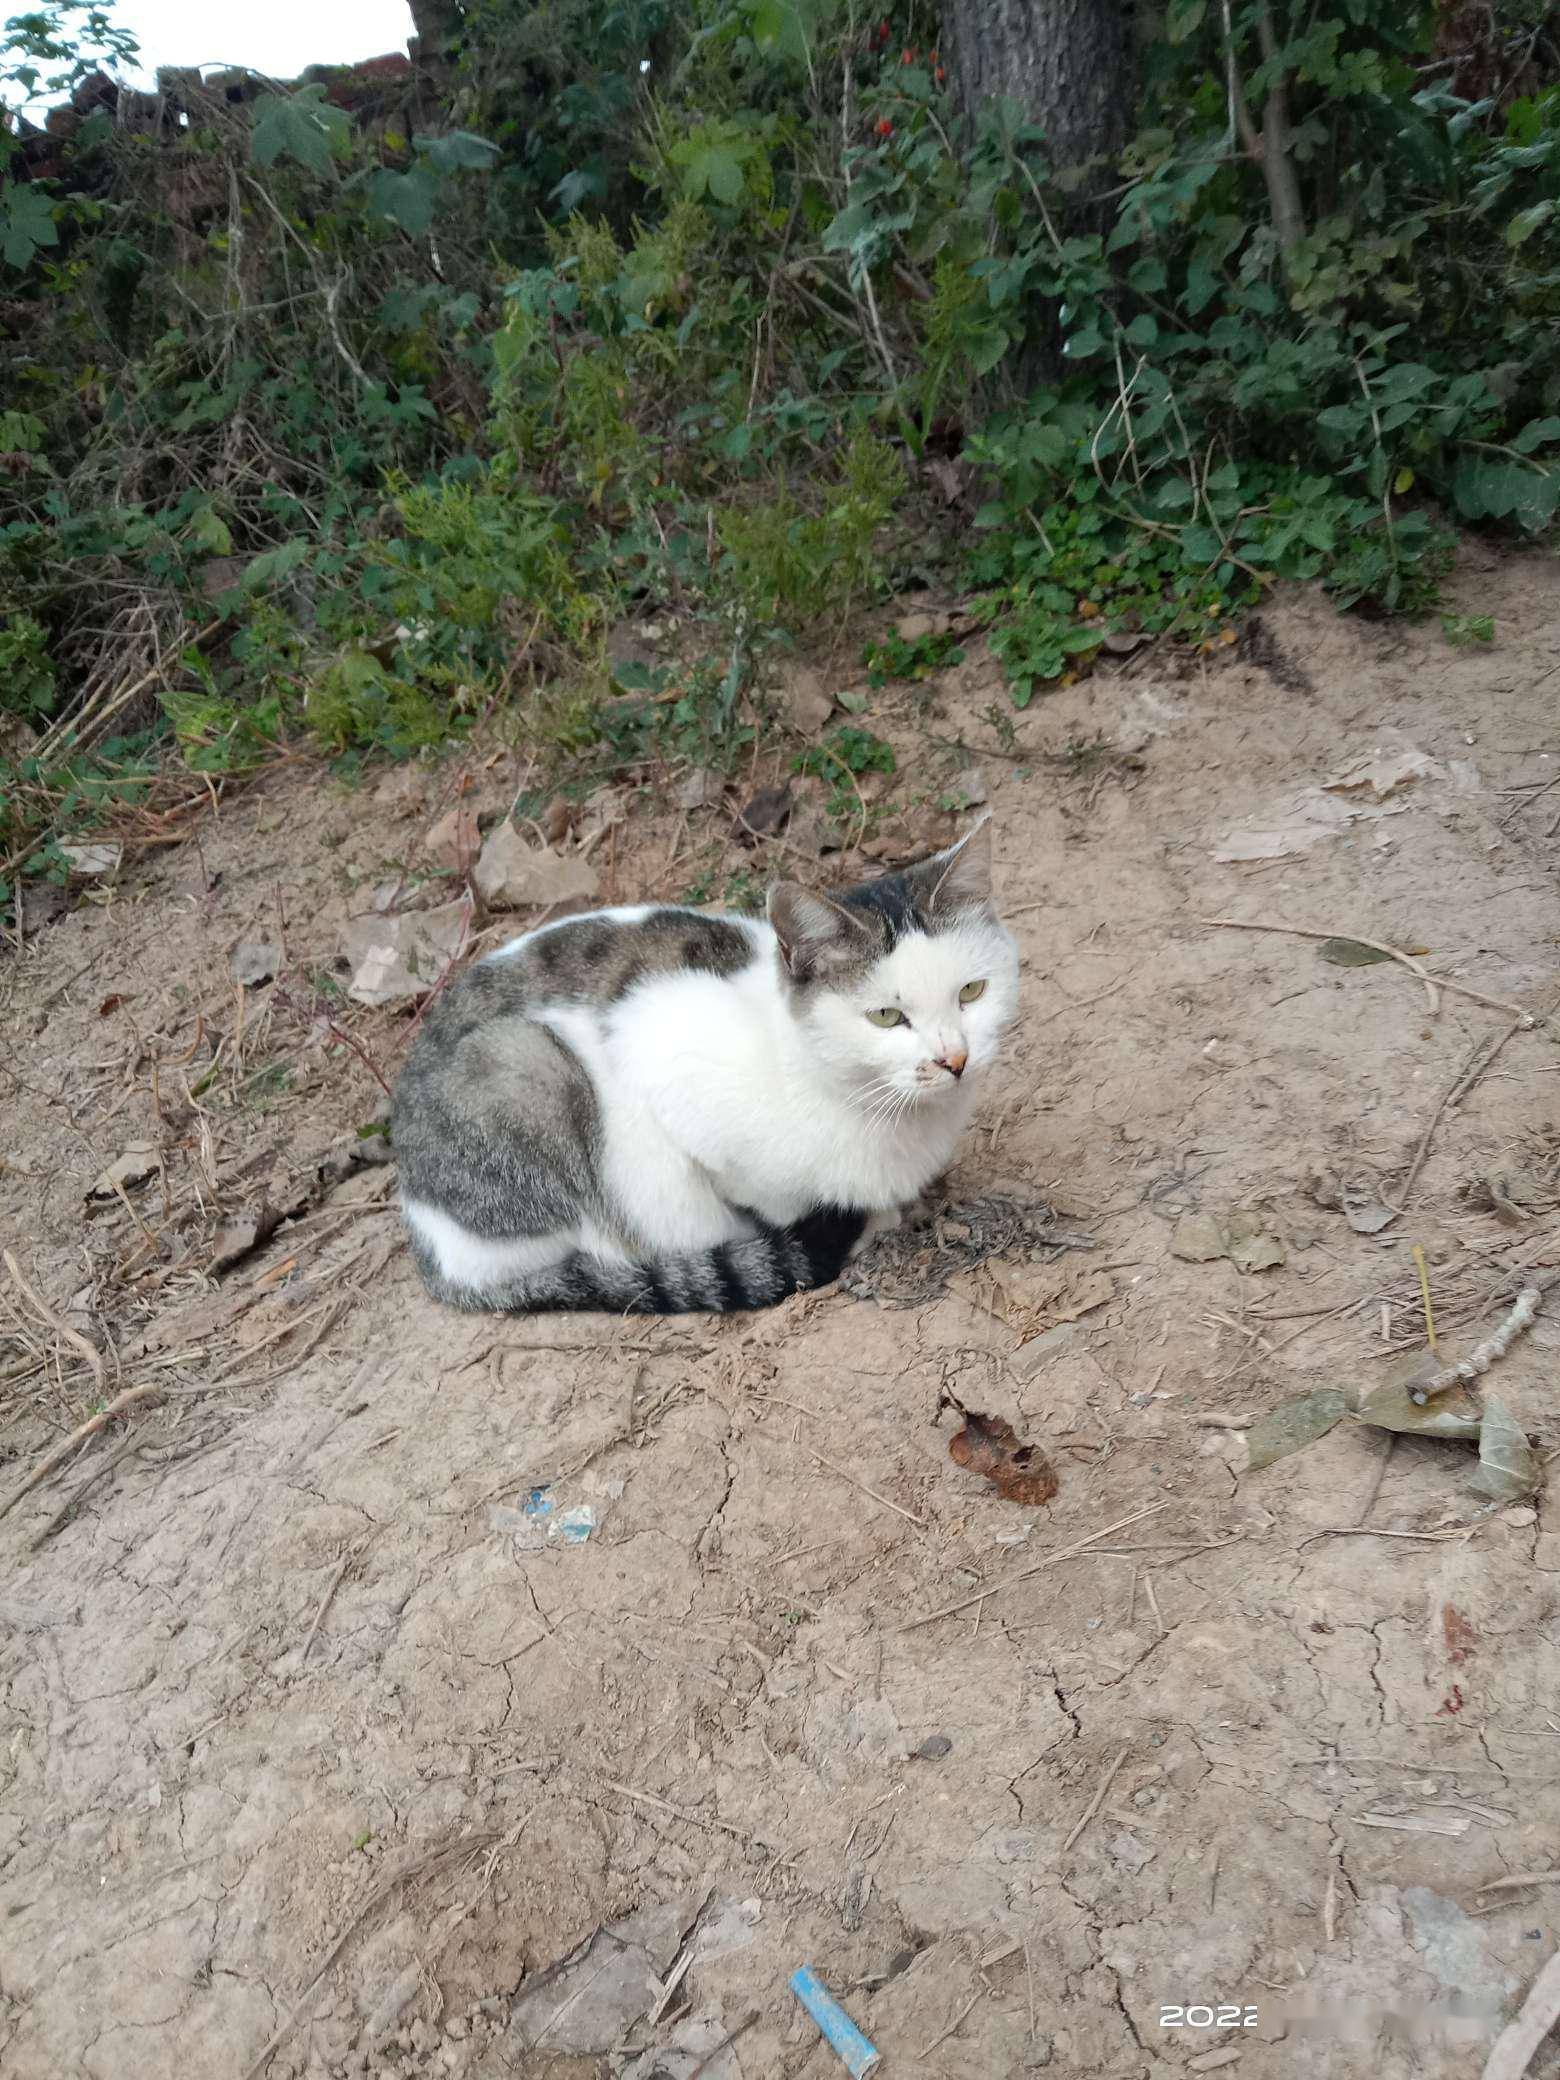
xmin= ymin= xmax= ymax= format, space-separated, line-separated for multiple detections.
xmin=768 ymin=818 xmax=1019 ymax=1113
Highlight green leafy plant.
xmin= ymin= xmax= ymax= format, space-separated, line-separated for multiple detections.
xmin=1442 ymin=611 xmax=1496 ymax=647
xmin=863 ymin=627 xmax=964 ymax=686
xmin=5 ymin=0 xmax=1560 ymax=921
xmin=796 ymin=723 xmax=895 ymax=816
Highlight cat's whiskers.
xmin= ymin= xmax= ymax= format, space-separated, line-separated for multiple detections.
xmin=864 ymin=1079 xmax=922 ymax=1132
xmin=848 ymin=1075 xmax=907 ymax=1125
xmin=847 ymin=1074 xmax=900 ymax=1107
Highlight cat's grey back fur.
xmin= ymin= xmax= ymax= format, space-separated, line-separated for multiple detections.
xmin=391 ymin=905 xmax=864 ymax=1315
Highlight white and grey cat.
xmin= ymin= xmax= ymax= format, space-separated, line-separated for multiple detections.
xmin=391 ymin=817 xmax=1019 ymax=1315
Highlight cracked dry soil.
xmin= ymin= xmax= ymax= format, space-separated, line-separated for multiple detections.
xmin=3 ymin=556 xmax=1560 ymax=2079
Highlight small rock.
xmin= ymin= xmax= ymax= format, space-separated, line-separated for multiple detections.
xmin=915 ymin=1734 xmax=953 ymax=1760
xmin=57 ymin=841 xmax=121 ymax=879
xmin=778 ymin=664 xmax=833 ymax=735
xmin=1504 ymin=1505 xmax=1538 ymax=1527
xmin=425 ymin=805 xmax=480 ymax=874
xmin=1024 ymin=2034 xmax=1054 ymax=2068
xmin=229 ymin=939 xmax=281 ymax=987
xmin=473 ymin=824 xmax=601 ymax=911
xmin=949 ymin=766 xmax=988 ymax=808
xmin=894 ymin=610 xmax=939 ymax=643
xmin=674 ymin=767 xmax=723 ymax=812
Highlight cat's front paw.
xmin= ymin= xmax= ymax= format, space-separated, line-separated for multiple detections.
xmin=851 ymin=1198 xmax=933 ymax=1257
xmin=850 ymin=1207 xmax=900 ymax=1258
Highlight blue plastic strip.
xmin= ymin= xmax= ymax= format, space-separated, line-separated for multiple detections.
xmin=789 ymin=1965 xmax=881 ymax=2076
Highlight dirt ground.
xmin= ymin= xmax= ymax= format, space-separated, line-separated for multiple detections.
xmin=4 ymin=551 xmax=1560 ymax=2080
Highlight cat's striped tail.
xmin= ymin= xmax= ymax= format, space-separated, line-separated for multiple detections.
xmin=416 ymin=1205 xmax=867 ymax=1317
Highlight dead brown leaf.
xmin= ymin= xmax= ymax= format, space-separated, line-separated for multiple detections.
xmin=940 ymin=1391 xmax=1058 ymax=1506
xmin=961 ymin=1259 xmax=1115 ymax=1338
xmin=734 ymin=785 xmax=792 ymax=842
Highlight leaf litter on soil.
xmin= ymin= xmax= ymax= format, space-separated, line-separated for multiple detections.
xmin=839 ymin=1193 xmax=1093 ymax=1309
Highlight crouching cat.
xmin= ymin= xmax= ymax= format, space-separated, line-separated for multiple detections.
xmin=391 ymin=817 xmax=1018 ymax=1316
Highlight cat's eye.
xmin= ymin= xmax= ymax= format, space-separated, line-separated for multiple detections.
xmin=959 ymin=980 xmax=987 ymax=1004
xmin=866 ymin=1006 xmax=907 ymax=1028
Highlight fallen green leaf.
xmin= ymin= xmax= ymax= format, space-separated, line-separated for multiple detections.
xmin=1355 ymin=1353 xmax=1483 ymax=1440
xmin=1247 ymin=1389 xmax=1348 ymax=1471
xmin=1319 ymin=937 xmax=1393 ymax=967
xmin=1470 ymin=1395 xmax=1536 ymax=1500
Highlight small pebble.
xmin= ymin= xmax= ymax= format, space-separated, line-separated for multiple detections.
xmin=1025 ymin=2033 xmax=1054 ymax=2068
xmin=915 ymin=1734 xmax=953 ymax=1760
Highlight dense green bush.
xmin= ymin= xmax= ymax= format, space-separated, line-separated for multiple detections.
xmin=2 ymin=0 xmax=1558 ymax=909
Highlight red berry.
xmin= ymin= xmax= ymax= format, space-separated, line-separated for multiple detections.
xmin=876 ymin=116 xmax=893 ymax=135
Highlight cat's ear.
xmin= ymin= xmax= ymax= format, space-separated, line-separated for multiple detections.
xmin=912 ymin=814 xmax=993 ymax=916
xmin=768 ymin=883 xmax=869 ymax=980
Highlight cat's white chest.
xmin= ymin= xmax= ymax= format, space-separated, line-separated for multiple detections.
xmin=607 ymin=968 xmax=969 ymax=1219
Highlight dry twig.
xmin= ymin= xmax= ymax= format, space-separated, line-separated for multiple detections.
xmin=798 ymin=1443 xmax=926 ymax=1527
xmin=1481 ymin=1948 xmax=1560 ymax=2080
xmin=0 ymin=1382 xmax=161 ymax=1525
xmin=1061 ymin=1748 xmax=1128 ymax=1854
xmin=901 ymin=1502 xmax=1170 ymax=1630
xmin=1203 ymin=916 xmax=1554 ymax=1026
xmin=3 ymin=1248 xmax=107 ymax=1396
xmin=1410 ymin=1270 xmax=1557 ymax=1404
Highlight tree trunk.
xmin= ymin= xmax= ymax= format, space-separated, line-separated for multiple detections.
xmin=408 ymin=0 xmax=466 ymax=62
xmin=941 ymin=0 xmax=1135 ymax=179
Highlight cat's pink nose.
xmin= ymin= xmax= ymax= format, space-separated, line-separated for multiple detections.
xmin=936 ymin=1049 xmax=967 ymax=1079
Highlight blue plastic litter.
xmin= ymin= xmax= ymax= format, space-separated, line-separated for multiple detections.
xmin=523 ymin=1486 xmax=554 ymax=1520
xmin=789 ymin=1965 xmax=880 ymax=2075
xmin=548 ymin=1503 xmax=597 ymax=1544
